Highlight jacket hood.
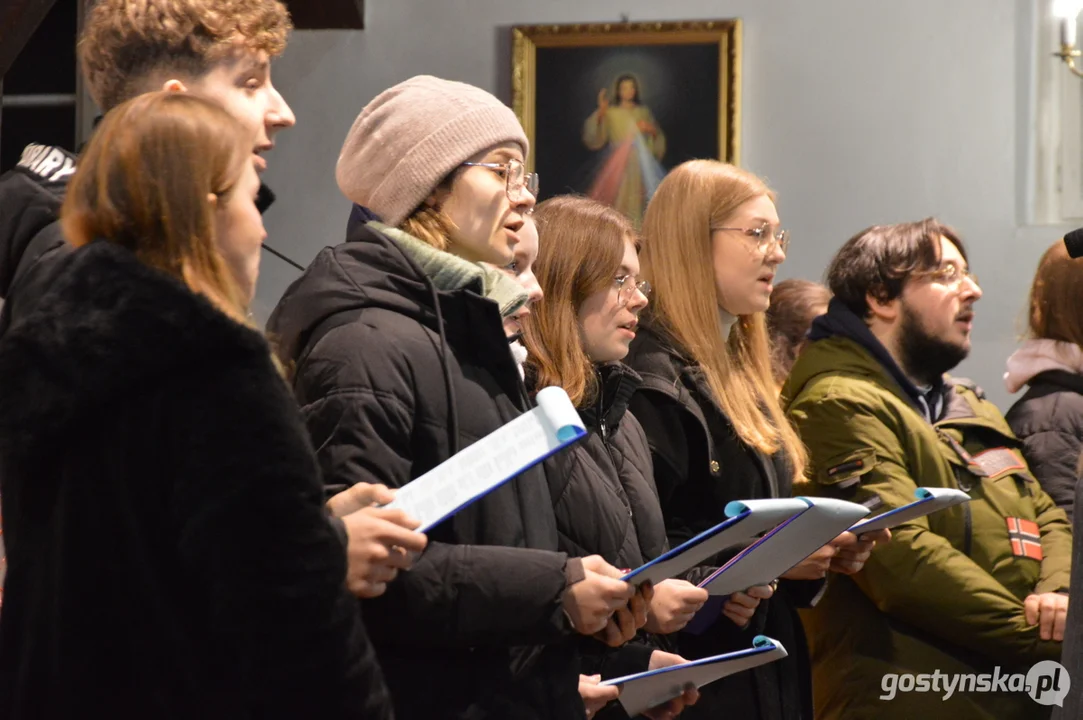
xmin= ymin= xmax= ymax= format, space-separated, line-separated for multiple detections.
xmin=267 ymin=221 xmax=526 ymax=365
xmin=0 ymin=143 xmax=77 ymax=297
xmin=784 ymin=331 xmax=907 ymax=409
xmin=0 ymin=241 xmax=267 ymax=450
xmin=1004 ymin=339 xmax=1083 ymax=394
xmin=805 ymin=298 xmax=945 ymax=418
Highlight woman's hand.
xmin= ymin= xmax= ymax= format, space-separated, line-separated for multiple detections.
xmin=722 ymin=583 xmax=774 ymax=628
xmin=579 ymin=674 xmax=619 ymax=718
xmin=829 ymin=529 xmax=891 ymax=575
xmin=645 ymin=579 xmax=709 ymax=634
xmin=780 ymin=542 xmax=837 ymax=580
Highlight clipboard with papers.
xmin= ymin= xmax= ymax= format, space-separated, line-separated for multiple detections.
xmin=383 ymin=387 xmax=586 ymax=532
xmin=601 ymin=636 xmax=788 ymax=717
xmin=681 ymin=489 xmax=971 ymax=635
xmin=694 ymin=496 xmax=870 ymax=598
xmin=848 ymin=487 xmax=971 ymax=534
xmin=621 ymin=499 xmax=810 ymax=587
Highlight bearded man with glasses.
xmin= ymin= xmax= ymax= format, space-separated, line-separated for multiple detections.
xmin=782 ymin=218 xmax=1071 ymax=720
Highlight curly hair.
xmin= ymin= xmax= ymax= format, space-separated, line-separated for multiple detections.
xmin=80 ymin=0 xmax=292 ymax=111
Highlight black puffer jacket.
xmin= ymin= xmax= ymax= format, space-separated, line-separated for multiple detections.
xmin=546 ymin=363 xmax=668 ymax=570
xmin=1006 ymin=369 xmax=1083 ymax=523
xmin=0 ymin=241 xmax=385 ymax=719
xmin=267 ymin=222 xmax=582 ymax=720
xmin=624 ymin=322 xmax=821 ymax=720
xmin=541 ymin=363 xmax=669 ymax=686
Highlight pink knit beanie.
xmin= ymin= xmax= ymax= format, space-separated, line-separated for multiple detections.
xmin=335 ymin=75 xmax=529 ymax=228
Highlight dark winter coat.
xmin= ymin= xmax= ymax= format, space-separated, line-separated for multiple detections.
xmin=0 ymin=143 xmax=76 ymax=335
xmin=546 ymin=363 xmax=668 ymax=573
xmin=267 ymin=222 xmax=583 ymax=720
xmin=0 ymin=241 xmax=387 ymax=719
xmin=1006 ymin=370 xmax=1083 ymax=523
xmin=540 ymin=362 xmax=669 ymax=689
xmin=624 ymin=322 xmax=820 ymax=720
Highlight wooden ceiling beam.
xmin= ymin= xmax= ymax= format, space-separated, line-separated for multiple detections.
xmin=286 ymin=0 xmax=364 ymax=30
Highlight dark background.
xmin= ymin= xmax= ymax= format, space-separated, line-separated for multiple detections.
xmin=533 ymin=42 xmax=721 ymax=201
xmin=1 ymin=1 xmax=77 ymax=173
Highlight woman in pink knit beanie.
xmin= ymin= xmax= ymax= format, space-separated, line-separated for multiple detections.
xmin=267 ymin=75 xmax=644 ymax=720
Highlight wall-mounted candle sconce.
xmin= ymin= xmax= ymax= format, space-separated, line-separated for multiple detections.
xmin=1055 ymin=0 xmax=1083 ymax=77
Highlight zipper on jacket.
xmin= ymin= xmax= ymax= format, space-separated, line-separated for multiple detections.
xmin=936 ymin=427 xmax=975 ymax=556
xmin=596 ymin=369 xmax=609 ymax=445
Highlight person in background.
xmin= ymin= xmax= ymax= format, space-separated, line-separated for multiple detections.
xmin=784 ymin=219 xmax=1070 ymax=720
xmin=267 ymin=75 xmax=636 ymax=720
xmin=625 ymin=160 xmax=884 ymax=720
xmin=490 ymin=214 xmax=543 ymax=378
xmin=0 ymin=91 xmax=390 ymax=719
xmin=523 ymin=196 xmax=705 ymax=720
xmin=765 ymin=279 xmax=831 ymax=392
xmin=1006 ymin=239 xmax=1083 ymax=522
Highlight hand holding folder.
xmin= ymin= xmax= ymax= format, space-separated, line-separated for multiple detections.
xmin=621 ymin=498 xmax=810 ymax=588
xmin=601 ymin=636 xmax=788 ymax=717
xmin=848 ymin=487 xmax=970 ymax=534
xmin=383 ymin=387 xmax=586 ymax=532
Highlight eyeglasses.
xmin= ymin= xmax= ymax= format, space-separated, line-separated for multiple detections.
xmin=923 ymin=263 xmax=980 ymax=290
xmin=460 ymin=158 xmax=539 ymax=205
xmin=712 ymin=223 xmax=790 ymax=255
xmin=615 ymin=274 xmax=651 ymax=306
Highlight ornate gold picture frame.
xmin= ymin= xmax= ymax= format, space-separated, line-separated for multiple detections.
xmin=511 ymin=20 xmax=741 ymax=224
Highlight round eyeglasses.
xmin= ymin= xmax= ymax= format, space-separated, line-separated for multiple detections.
xmin=615 ymin=274 xmax=651 ymax=306
xmin=460 ymin=158 xmax=539 ymax=204
xmin=712 ymin=223 xmax=790 ymax=255
xmin=924 ymin=263 xmax=980 ymax=290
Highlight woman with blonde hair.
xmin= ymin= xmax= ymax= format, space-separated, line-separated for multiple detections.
xmin=0 ymin=91 xmax=383 ymax=718
xmin=1006 ymin=239 xmax=1083 ymax=521
xmin=267 ymin=76 xmax=638 ymax=720
xmin=624 ymin=160 xmax=884 ymax=720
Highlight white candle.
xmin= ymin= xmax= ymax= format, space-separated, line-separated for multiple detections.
xmin=1058 ymin=0 xmax=1083 ymax=46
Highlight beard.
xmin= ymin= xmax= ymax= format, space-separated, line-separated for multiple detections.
xmin=897 ymin=303 xmax=970 ymax=386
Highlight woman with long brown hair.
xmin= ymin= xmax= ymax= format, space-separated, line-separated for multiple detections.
xmin=624 ymin=160 xmax=883 ymax=720
xmin=0 ymin=91 xmax=382 ymax=718
xmin=1006 ymin=239 xmax=1083 ymax=521
xmin=523 ymin=196 xmax=706 ymax=719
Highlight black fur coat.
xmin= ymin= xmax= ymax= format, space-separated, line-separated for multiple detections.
xmin=0 ymin=241 xmax=390 ymax=719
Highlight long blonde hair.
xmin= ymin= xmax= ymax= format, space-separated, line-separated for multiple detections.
xmin=523 ymin=196 xmax=637 ymax=407
xmin=61 ymin=91 xmax=251 ymax=325
xmin=640 ymin=160 xmax=807 ymax=480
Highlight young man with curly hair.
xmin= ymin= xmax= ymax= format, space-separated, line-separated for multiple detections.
xmin=0 ymin=0 xmax=296 ymax=335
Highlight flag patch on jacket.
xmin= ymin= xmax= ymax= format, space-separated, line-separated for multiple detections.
xmin=1005 ymin=517 xmax=1042 ymax=561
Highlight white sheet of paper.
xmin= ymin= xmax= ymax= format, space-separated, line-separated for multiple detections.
xmin=622 ymin=498 xmax=809 ymax=587
xmin=698 ymin=497 xmax=869 ymax=596
xmin=384 ymin=387 xmax=585 ymax=532
xmin=849 ymin=487 xmax=971 ymax=534
xmin=603 ymin=636 xmax=788 ymax=717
